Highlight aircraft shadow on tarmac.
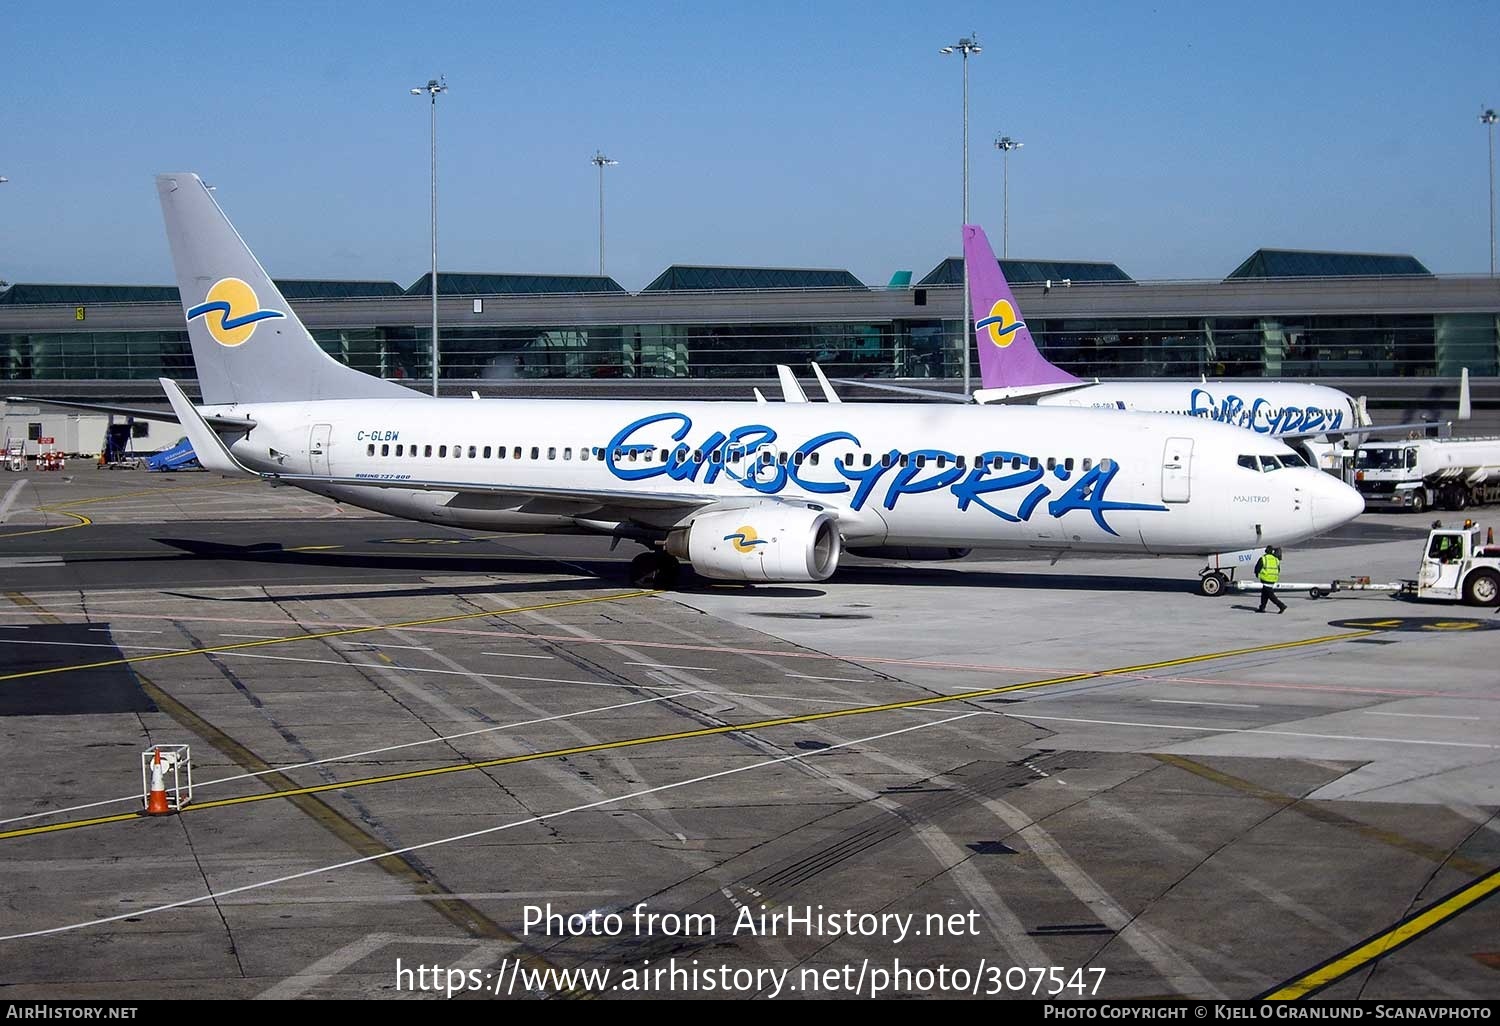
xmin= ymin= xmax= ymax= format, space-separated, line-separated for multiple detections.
xmin=829 ymin=562 xmax=1194 ymax=594
xmin=146 ymin=538 xmax=1198 ymax=598
xmin=138 ymin=537 xmax=635 ymax=603
xmin=42 ymin=536 xmax=1217 ymax=601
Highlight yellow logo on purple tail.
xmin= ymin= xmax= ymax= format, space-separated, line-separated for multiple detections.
xmin=975 ymin=299 xmax=1026 ymax=349
xmin=186 ymin=277 xmax=285 ymax=348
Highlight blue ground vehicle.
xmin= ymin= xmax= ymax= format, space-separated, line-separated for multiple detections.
xmin=145 ymin=436 xmax=201 ymax=471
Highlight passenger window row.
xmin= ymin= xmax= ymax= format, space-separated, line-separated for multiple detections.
xmin=360 ymin=443 xmax=1114 ymax=475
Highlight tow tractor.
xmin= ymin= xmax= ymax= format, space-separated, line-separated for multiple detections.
xmin=1226 ymin=521 xmax=1500 ymax=607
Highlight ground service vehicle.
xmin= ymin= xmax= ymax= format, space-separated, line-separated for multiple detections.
xmin=1353 ymin=437 xmax=1500 ymax=512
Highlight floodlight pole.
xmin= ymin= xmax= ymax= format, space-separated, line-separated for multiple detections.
xmin=994 ymin=135 xmax=1023 ymax=259
xmin=941 ymin=35 xmax=981 ymax=394
xmin=592 ymin=151 xmax=619 ymax=276
xmin=1483 ymin=108 xmax=1497 ymax=276
xmin=412 ymin=76 xmax=447 ymax=396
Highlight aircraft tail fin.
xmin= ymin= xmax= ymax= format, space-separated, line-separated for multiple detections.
xmin=964 ymin=224 xmax=1078 ymax=389
xmin=156 ymin=173 xmax=416 ymax=406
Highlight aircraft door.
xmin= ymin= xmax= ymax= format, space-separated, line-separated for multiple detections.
xmin=310 ymin=423 xmax=332 ymax=475
xmin=1161 ymin=437 xmax=1193 ymax=503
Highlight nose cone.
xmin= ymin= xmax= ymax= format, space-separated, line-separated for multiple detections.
xmin=1311 ymin=474 xmax=1364 ymax=532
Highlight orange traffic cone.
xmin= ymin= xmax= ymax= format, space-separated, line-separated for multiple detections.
xmin=145 ymin=748 xmax=171 ymax=815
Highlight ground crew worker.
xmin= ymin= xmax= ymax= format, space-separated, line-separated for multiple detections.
xmin=1256 ymin=545 xmax=1286 ymax=614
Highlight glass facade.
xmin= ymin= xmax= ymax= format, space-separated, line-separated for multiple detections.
xmin=2 ymin=312 xmax=1495 ymax=384
xmin=1017 ymin=313 xmax=1481 ymax=378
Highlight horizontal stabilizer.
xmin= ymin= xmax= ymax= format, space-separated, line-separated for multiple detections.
xmin=6 ymin=394 xmax=256 ymax=431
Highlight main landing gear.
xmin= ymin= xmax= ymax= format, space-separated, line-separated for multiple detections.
xmin=629 ymin=549 xmax=682 ymax=590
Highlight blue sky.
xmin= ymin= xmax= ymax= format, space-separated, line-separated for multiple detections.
xmin=3 ymin=0 xmax=1497 ymax=289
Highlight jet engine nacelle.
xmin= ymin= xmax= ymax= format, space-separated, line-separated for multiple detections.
xmin=667 ymin=506 xmax=841 ymax=582
xmin=846 ymin=545 xmax=972 ymax=561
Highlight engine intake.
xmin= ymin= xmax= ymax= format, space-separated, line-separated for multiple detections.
xmin=667 ymin=506 xmax=841 ymax=583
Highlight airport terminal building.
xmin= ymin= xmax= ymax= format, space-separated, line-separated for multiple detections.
xmin=2 ymin=248 xmax=1497 ymax=434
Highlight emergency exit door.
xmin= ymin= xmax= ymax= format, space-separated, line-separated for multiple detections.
xmin=310 ymin=424 xmax=332 ymax=475
xmin=1161 ymin=437 xmax=1193 ymax=503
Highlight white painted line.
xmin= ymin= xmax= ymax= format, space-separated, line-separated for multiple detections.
xmin=625 ymin=662 xmax=716 ymax=672
xmin=216 ymin=650 xmax=634 ymax=691
xmin=1008 ymin=713 xmax=1500 ymax=750
xmin=88 ymin=628 xmax=162 ymax=635
xmin=221 ymin=633 xmax=294 ymax=640
xmin=0 ymin=712 xmax=980 ymax=941
xmin=338 ymin=643 xmax=434 ymax=652
xmin=1361 ymin=711 xmax=1484 ymax=721
xmin=1150 ymin=699 xmax=1260 ymax=710
xmin=786 ymin=673 xmax=872 ymax=683
xmin=254 ymin=932 xmax=400 ymax=1001
xmin=233 ymin=890 xmax=615 ymax=907
xmin=0 ymin=638 xmax=181 ymax=652
xmin=480 ymin=651 xmax=555 ymax=660
xmin=0 ymin=692 xmax=693 ymax=827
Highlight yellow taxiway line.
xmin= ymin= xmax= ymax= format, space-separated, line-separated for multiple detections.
xmin=0 ymin=589 xmax=658 ymax=684
xmin=0 ymin=627 xmax=1374 ymax=842
xmin=1263 ymin=864 xmax=1500 ymax=999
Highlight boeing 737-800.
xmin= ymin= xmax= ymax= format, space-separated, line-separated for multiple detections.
xmin=844 ymin=225 xmax=1367 ymax=470
xmin=16 ymin=175 xmax=1365 ymax=589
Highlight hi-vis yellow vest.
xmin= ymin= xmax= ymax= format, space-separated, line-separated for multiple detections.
xmin=1258 ymin=553 xmax=1280 ymax=583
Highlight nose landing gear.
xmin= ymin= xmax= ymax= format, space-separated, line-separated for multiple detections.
xmin=1198 ymin=570 xmax=1230 ymax=597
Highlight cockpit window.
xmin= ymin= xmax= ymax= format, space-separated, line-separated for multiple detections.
xmin=1280 ymin=451 xmax=1308 ymax=468
xmin=1237 ymin=455 xmax=1258 ymax=471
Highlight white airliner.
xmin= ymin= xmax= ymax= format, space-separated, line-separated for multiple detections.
xmin=18 ymin=175 xmax=1365 ymax=588
xmin=846 ymin=225 xmax=1368 ymax=470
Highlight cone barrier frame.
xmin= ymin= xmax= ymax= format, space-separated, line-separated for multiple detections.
xmin=140 ymin=744 xmax=193 ymax=814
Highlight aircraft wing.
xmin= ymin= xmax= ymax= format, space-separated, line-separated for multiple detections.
xmin=833 ymin=379 xmax=970 ymax=403
xmin=260 ymin=470 xmax=717 ymax=512
xmin=972 ymin=382 xmax=1102 ymax=405
xmin=833 ymin=378 xmax=1100 ymax=405
xmin=1279 ymin=420 xmax=1442 ymax=441
xmin=5 ymin=394 xmax=257 ymax=431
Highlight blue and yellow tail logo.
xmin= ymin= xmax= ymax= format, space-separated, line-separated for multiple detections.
xmin=723 ymin=525 xmax=768 ymax=553
xmin=186 ymin=277 xmax=285 ymax=348
xmin=975 ymin=299 xmax=1026 ymax=349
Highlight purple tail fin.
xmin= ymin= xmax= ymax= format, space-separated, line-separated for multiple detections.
xmin=965 ymin=224 xmax=1078 ymax=388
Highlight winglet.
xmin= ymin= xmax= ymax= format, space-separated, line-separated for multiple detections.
xmin=752 ymin=387 xmax=768 ymax=404
xmin=776 ymin=366 xmax=808 ymax=403
xmin=810 ymin=363 xmax=842 ymax=403
xmin=158 ymin=378 xmax=255 ymax=477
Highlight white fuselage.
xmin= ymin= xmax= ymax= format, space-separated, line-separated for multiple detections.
xmin=1032 ymin=381 xmax=1361 ymax=438
xmin=215 ymin=396 xmax=1362 ymax=557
